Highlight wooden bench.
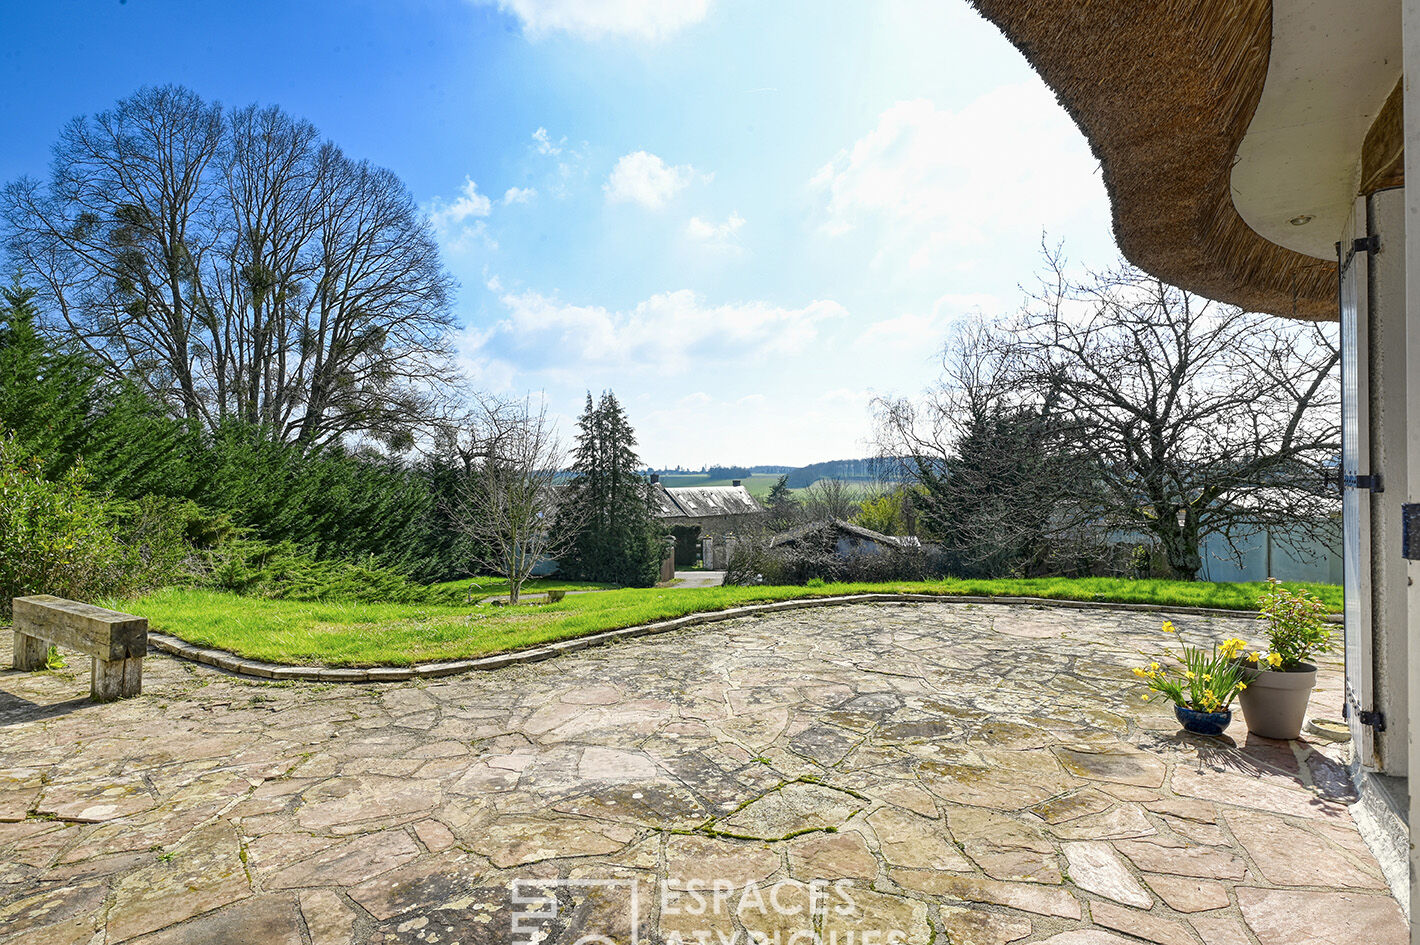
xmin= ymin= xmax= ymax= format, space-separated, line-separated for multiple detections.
xmin=11 ymin=595 xmax=148 ymax=701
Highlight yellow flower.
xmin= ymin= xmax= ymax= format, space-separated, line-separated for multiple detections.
xmin=1162 ymin=621 xmax=1176 ymax=634
xmin=1267 ymin=652 xmax=1283 ymax=668
xmin=1202 ymin=673 xmax=1212 ymax=682
xmin=1248 ymin=651 xmax=1261 ymax=663
xmin=1185 ymin=670 xmax=1196 ymax=680
xmin=1133 ymin=667 xmax=1147 ymax=678
xmin=1149 ymin=662 xmax=1160 ymax=671
xmin=1238 ymin=682 xmax=1248 ymax=690
xmin=1220 ymin=638 xmax=1247 ymax=659
xmin=1141 ymin=694 xmax=1150 ymax=701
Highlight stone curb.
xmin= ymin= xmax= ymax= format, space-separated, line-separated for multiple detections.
xmin=145 ymin=592 xmax=1313 ymax=684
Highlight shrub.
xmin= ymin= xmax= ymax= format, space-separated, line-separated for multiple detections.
xmin=0 ymin=437 xmax=128 ymax=616
xmin=725 ymin=535 xmax=932 ymax=587
xmin=198 ymin=538 xmax=427 ymax=603
xmin=546 ymin=589 xmax=567 ymax=603
xmin=108 ymin=496 xmax=205 ymax=593
xmin=1249 ymin=577 xmax=1334 ymax=670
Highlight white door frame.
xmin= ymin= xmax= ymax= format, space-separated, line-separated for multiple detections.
xmin=1339 ymin=199 xmax=1375 ymax=766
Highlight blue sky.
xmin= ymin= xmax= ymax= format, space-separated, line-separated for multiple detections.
xmin=2 ymin=0 xmax=1117 ymax=467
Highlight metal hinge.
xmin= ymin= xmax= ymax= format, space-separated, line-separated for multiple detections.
xmin=1344 ymin=472 xmax=1384 ymax=493
xmin=1359 ymin=710 xmax=1388 ymax=732
xmin=1354 ymin=234 xmax=1380 ymax=255
xmin=1343 ymin=703 xmax=1388 ymax=731
xmin=1404 ymin=504 xmax=1420 ymax=561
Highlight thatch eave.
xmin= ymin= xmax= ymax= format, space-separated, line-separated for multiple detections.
xmin=970 ymin=0 xmax=1336 ymax=321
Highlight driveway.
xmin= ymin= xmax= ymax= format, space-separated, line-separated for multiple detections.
xmin=0 ymin=602 xmax=1402 ymax=944
xmin=673 ymin=570 xmax=726 ymax=588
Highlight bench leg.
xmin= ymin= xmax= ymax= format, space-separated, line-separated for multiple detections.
xmin=13 ymin=632 xmax=47 ymax=671
xmin=91 ymin=656 xmax=142 ymax=702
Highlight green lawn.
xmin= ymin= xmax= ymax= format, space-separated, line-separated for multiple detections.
xmin=421 ymin=576 xmax=614 ymax=603
xmin=112 ymin=577 xmax=1340 ymax=668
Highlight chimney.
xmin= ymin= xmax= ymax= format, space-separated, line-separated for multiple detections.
xmin=651 ymin=474 xmax=660 ymax=483
xmin=732 ymin=480 xmax=741 ymax=487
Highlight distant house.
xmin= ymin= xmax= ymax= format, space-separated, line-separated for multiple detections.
xmin=769 ymin=519 xmax=920 ymax=557
xmin=650 ymin=476 xmax=764 ymax=537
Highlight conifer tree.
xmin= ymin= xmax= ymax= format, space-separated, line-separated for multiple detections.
xmin=0 ymin=275 xmax=96 ymax=472
xmin=556 ymin=391 xmax=662 ymax=585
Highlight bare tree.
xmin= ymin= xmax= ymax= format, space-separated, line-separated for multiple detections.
xmin=1 ymin=85 xmax=457 ymax=449
xmin=875 ymin=315 xmax=1100 ymax=576
xmin=881 ymin=250 xmax=1340 ymax=581
xmin=802 ymin=477 xmax=860 ymax=522
xmin=427 ymin=392 xmax=537 ymax=476
xmin=449 ymin=399 xmax=575 ymax=603
xmin=1009 ymin=252 xmax=1340 ymax=579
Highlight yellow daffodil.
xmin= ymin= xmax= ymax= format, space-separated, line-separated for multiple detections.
xmin=1149 ymin=662 xmax=1160 ymax=671
xmin=1219 ymin=638 xmax=1247 ymax=659
xmin=1162 ymin=621 xmax=1176 ymax=634
xmin=1267 ymin=652 xmax=1283 ymax=669
xmin=1248 ymin=651 xmax=1262 ymax=663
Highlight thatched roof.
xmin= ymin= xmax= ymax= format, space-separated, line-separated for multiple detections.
xmin=970 ymin=0 xmax=1335 ymax=321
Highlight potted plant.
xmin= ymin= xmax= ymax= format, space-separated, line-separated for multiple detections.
xmin=1235 ymin=578 xmax=1335 ymax=740
xmin=1134 ymin=622 xmax=1252 ymax=736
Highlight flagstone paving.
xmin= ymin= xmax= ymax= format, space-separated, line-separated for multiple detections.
xmin=0 ymin=601 xmax=1404 ymax=944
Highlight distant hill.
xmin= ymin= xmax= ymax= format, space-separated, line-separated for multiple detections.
xmin=782 ymin=458 xmax=892 ymax=488
xmin=647 ymin=458 xmax=896 ymax=492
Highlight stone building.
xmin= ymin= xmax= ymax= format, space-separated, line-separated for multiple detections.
xmin=650 ymin=476 xmax=764 ymax=538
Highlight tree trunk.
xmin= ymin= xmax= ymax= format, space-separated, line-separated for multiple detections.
xmin=1160 ymin=527 xmax=1202 ymax=581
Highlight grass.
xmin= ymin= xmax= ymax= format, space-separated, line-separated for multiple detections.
xmin=112 ymin=576 xmax=1341 ymax=668
xmin=422 ymin=576 xmax=614 ymax=602
xmin=655 ymin=473 xmax=882 ymax=499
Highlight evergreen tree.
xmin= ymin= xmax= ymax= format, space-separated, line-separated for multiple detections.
xmin=0 ymin=275 xmax=97 ymax=472
xmin=556 ymin=391 xmax=663 ymax=585
xmin=765 ymin=474 xmax=799 ymax=530
xmin=1 ymin=272 xmax=199 ymax=496
xmin=0 ymin=272 xmax=472 ymax=580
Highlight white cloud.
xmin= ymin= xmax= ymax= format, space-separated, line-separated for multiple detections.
xmin=634 ymin=388 xmax=876 ymax=469
xmin=468 ymin=288 xmax=848 ymax=375
xmin=532 ymin=127 xmax=563 ymax=156
xmin=604 ymin=151 xmax=706 ymax=209
xmin=426 ymin=177 xmax=497 ymax=252
xmin=858 ymin=292 xmax=1003 ymax=354
xmin=686 ymin=211 xmax=745 ymax=249
xmin=812 ymin=84 xmax=1104 ymax=275
xmin=428 ymin=177 xmax=492 ymax=229
xmin=485 ymin=0 xmax=714 ymax=41
xmin=503 ymin=186 xmax=537 ymax=205
xmin=529 ymin=127 xmax=588 ymax=197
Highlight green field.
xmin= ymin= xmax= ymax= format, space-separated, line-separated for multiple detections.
xmin=111 ymin=577 xmax=1341 ymax=668
xmin=656 ymin=473 xmax=881 ymax=499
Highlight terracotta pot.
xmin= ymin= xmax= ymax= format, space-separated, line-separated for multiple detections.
xmin=1237 ymin=662 xmax=1317 ymax=740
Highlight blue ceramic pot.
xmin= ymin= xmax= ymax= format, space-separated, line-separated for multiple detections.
xmin=1174 ymin=704 xmax=1232 ymax=736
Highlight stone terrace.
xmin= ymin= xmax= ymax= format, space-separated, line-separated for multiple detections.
xmin=0 ymin=601 xmax=1405 ymax=944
